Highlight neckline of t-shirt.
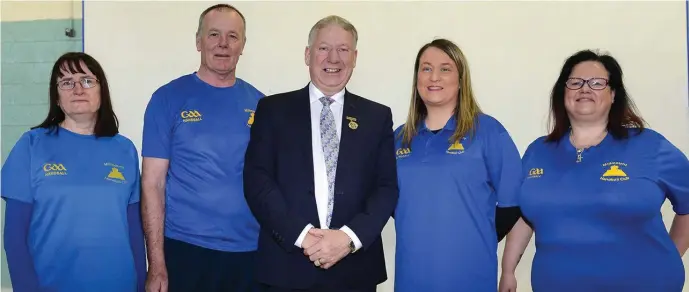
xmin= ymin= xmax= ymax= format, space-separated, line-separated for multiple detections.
xmin=562 ymin=130 xmax=612 ymax=153
xmin=191 ymin=72 xmax=242 ymax=91
xmin=56 ymin=126 xmax=97 ymax=139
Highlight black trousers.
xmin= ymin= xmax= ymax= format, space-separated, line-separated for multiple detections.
xmin=165 ymin=237 xmax=261 ymax=292
xmin=259 ymin=282 xmax=376 ymax=292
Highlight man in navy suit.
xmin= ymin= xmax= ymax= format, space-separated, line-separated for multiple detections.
xmin=243 ymin=15 xmax=399 ymax=292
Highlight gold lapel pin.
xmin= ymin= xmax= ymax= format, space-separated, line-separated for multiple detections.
xmin=346 ymin=116 xmax=358 ymax=130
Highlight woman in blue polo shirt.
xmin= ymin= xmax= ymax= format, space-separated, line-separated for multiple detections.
xmin=393 ymin=38 xmax=523 ymax=292
xmin=500 ymin=50 xmax=689 ymax=292
xmin=1 ymin=52 xmax=145 ymax=292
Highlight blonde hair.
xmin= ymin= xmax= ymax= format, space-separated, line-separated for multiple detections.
xmin=307 ymin=15 xmax=358 ymax=48
xmin=400 ymin=38 xmax=482 ymax=148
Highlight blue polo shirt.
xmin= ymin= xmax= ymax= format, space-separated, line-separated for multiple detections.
xmin=520 ymin=128 xmax=689 ymax=291
xmin=142 ymin=73 xmax=264 ymax=252
xmin=393 ymin=114 xmax=522 ymax=292
xmin=1 ymin=127 xmax=140 ymax=291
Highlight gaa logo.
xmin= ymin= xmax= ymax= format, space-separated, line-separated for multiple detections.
xmin=181 ymin=110 xmax=202 ymax=123
xmin=43 ymin=163 xmax=67 ymax=176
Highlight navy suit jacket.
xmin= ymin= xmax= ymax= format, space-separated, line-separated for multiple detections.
xmin=243 ymin=85 xmax=399 ymax=289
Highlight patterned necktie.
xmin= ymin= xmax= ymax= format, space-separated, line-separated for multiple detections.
xmin=319 ymin=96 xmax=339 ymax=228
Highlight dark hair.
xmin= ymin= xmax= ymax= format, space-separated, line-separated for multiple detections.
xmin=545 ymin=49 xmax=645 ymax=142
xmin=196 ymin=4 xmax=247 ymax=38
xmin=32 ymin=52 xmax=119 ymax=137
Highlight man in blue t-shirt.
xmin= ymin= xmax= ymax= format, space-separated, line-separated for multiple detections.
xmin=141 ymin=4 xmax=264 ymax=292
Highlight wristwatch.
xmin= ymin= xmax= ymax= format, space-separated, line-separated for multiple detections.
xmin=349 ymin=241 xmax=357 ymax=253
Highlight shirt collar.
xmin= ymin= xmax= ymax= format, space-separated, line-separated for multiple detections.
xmin=309 ymin=82 xmax=345 ymax=105
xmin=417 ymin=114 xmax=458 ymax=132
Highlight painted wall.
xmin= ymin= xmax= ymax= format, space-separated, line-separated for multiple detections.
xmin=1 ymin=1 xmax=688 ymax=291
xmin=85 ymin=2 xmax=689 ymax=292
xmin=0 ymin=1 xmax=83 ymax=290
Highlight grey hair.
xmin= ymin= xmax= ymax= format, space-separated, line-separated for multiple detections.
xmin=196 ymin=4 xmax=246 ymax=38
xmin=307 ymin=15 xmax=358 ymax=48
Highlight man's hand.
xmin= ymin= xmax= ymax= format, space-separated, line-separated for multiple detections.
xmin=304 ymin=229 xmax=352 ymax=269
xmin=142 ymin=157 xmax=169 ymax=292
xmin=301 ymin=230 xmax=323 ymax=249
xmin=145 ymin=264 xmax=168 ymax=292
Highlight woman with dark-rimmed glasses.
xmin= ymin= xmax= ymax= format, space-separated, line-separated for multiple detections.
xmin=2 ymin=52 xmax=145 ymax=292
xmin=500 ymin=49 xmax=689 ymax=292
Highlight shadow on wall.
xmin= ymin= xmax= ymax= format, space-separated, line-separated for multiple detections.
xmin=1 ymin=18 xmax=84 ymax=289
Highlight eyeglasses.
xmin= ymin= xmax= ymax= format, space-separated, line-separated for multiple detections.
xmin=565 ymin=77 xmax=609 ymax=90
xmin=57 ymin=77 xmax=99 ymax=90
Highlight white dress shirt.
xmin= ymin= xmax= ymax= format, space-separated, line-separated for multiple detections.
xmin=293 ymin=82 xmax=362 ymax=251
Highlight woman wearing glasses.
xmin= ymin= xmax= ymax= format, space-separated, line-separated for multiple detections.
xmin=1 ymin=52 xmax=145 ymax=292
xmin=499 ymin=50 xmax=689 ymax=292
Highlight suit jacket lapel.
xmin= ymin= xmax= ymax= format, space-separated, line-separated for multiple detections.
xmin=293 ymin=85 xmax=314 ymax=179
xmin=293 ymin=85 xmax=320 ymax=227
xmin=334 ymin=90 xmax=359 ymax=195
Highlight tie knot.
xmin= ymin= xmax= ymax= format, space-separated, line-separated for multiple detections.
xmin=319 ymin=96 xmax=335 ymax=106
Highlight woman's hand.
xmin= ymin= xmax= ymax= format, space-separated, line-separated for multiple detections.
xmin=498 ymin=272 xmax=517 ymax=292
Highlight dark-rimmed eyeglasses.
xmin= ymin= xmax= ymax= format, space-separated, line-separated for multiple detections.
xmin=57 ymin=78 xmax=99 ymax=90
xmin=565 ymin=77 xmax=608 ymax=90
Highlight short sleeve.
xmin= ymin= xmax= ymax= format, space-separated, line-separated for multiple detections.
xmin=484 ymin=128 xmax=523 ymax=207
xmin=256 ymin=89 xmax=266 ymax=99
xmin=656 ymin=138 xmax=689 ymax=215
xmin=129 ymin=146 xmax=141 ymax=205
xmin=520 ymin=139 xmax=538 ymax=178
xmin=141 ymin=91 xmax=172 ymax=159
xmin=1 ymin=132 xmax=34 ymax=203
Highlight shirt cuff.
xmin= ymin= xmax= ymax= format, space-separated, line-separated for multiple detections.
xmin=294 ymin=224 xmax=314 ymax=248
xmin=340 ymin=225 xmax=362 ymax=250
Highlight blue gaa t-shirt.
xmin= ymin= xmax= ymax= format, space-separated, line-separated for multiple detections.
xmin=142 ymin=73 xmax=264 ymax=252
xmin=1 ymin=127 xmax=141 ymax=292
xmin=520 ymin=128 xmax=689 ymax=292
xmin=393 ymin=114 xmax=522 ymax=292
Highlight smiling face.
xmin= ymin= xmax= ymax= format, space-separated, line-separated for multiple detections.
xmin=564 ymin=61 xmax=614 ymax=121
xmin=416 ymin=46 xmax=460 ymax=108
xmin=196 ymin=9 xmax=246 ymax=76
xmin=56 ymin=61 xmax=101 ymax=119
xmin=304 ymin=24 xmax=357 ymax=96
